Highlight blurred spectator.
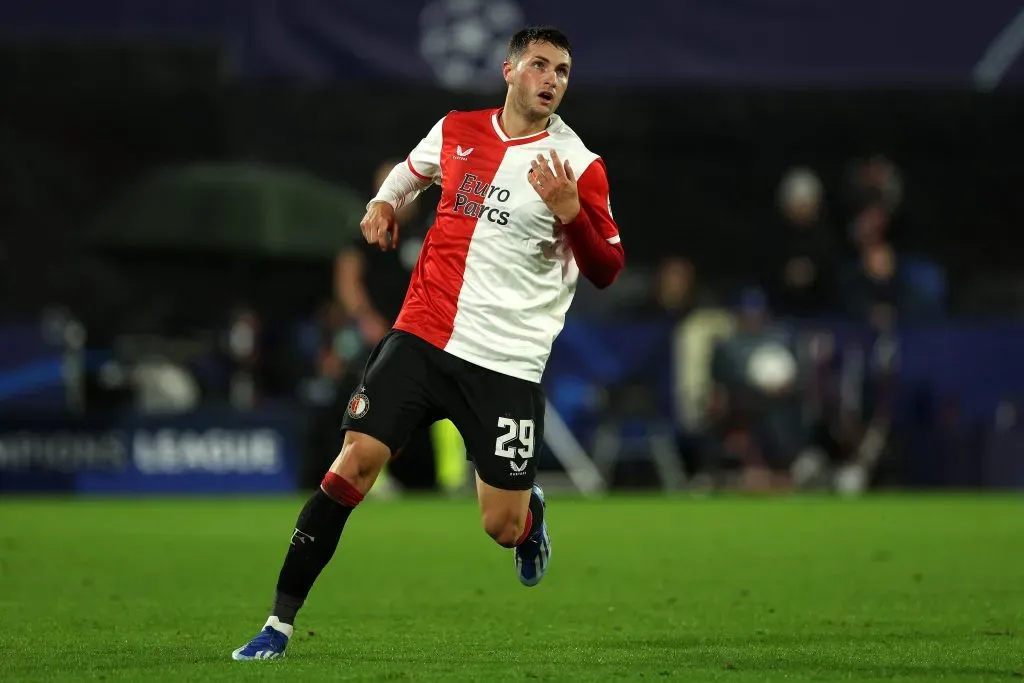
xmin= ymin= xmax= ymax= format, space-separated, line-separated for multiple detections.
xmin=841 ymin=201 xmax=944 ymax=323
xmin=335 ymin=160 xmax=432 ymax=350
xmin=225 ymin=306 xmax=261 ymax=410
xmin=313 ymin=300 xmax=356 ymax=384
xmin=635 ymin=255 xmax=716 ymax=322
xmin=701 ymin=288 xmax=809 ymax=491
xmin=830 ymin=327 xmax=902 ymax=494
xmin=843 ymin=221 xmax=900 ymax=327
xmin=840 ymin=152 xmax=930 ymax=258
xmin=766 ymin=167 xmax=838 ymax=318
xmin=788 ymin=321 xmax=902 ymax=494
xmin=301 ymin=299 xmax=359 ymax=488
xmin=326 ymin=160 xmax=438 ymax=491
xmin=844 ymin=153 xmax=904 ymax=217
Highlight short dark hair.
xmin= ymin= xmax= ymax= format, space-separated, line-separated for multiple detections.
xmin=507 ymin=26 xmax=572 ymax=63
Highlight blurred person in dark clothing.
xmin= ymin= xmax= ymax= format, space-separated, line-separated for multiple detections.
xmin=843 ymin=235 xmax=901 ymax=328
xmin=335 ymin=160 xmax=434 ymax=350
xmin=844 ymin=153 xmax=903 ymax=217
xmin=624 ymin=255 xmax=716 ymax=480
xmin=831 ymin=320 xmax=901 ymax=494
xmin=326 ymin=160 xmax=439 ymax=491
xmin=300 ymin=300 xmax=353 ymax=488
xmin=702 ymin=289 xmax=809 ymax=490
xmin=844 ymin=202 xmax=897 ymax=324
xmin=794 ymin=315 xmax=902 ymax=493
xmin=767 ymin=167 xmax=838 ymax=318
xmin=637 ymin=255 xmax=715 ymax=321
xmin=841 ymin=152 xmax=930 ymax=257
xmin=841 ymin=201 xmax=941 ymax=324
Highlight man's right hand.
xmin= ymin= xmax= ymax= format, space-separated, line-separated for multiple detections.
xmin=360 ymin=200 xmax=399 ymax=251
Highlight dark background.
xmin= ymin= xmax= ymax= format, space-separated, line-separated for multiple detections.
xmin=3 ymin=1 xmax=1024 ymax=495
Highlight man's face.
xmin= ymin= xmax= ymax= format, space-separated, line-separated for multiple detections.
xmin=503 ymin=41 xmax=571 ymax=121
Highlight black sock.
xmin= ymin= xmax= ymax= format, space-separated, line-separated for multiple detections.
xmin=528 ymin=488 xmax=545 ymax=538
xmin=272 ymin=488 xmax=355 ymax=624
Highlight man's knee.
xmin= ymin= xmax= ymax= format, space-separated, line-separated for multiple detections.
xmin=481 ymin=508 xmax=525 ymax=548
xmin=329 ymin=431 xmax=391 ymax=494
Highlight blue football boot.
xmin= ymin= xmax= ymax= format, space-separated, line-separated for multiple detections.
xmin=514 ymin=484 xmax=551 ymax=587
xmin=231 ymin=619 xmax=290 ymax=661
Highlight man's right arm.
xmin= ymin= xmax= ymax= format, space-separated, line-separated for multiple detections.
xmin=369 ymin=115 xmax=446 ymax=211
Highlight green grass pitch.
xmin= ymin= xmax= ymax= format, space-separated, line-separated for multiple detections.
xmin=1 ymin=493 xmax=1021 ymax=681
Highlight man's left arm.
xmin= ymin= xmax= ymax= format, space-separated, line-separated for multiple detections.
xmin=558 ymin=158 xmax=624 ymax=288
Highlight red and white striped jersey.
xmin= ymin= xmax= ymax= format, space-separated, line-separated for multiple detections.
xmin=373 ymin=107 xmax=623 ymax=384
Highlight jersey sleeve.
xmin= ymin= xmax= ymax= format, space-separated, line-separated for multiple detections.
xmin=406 ymin=115 xmax=446 ymax=183
xmin=370 ymin=115 xmax=447 ymax=210
xmin=370 ymin=160 xmax=432 ymax=210
xmin=558 ymin=157 xmax=624 ymax=289
xmin=576 ymin=158 xmax=621 ymax=245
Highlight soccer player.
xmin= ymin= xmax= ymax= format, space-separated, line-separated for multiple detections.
xmin=232 ymin=25 xmax=624 ymax=661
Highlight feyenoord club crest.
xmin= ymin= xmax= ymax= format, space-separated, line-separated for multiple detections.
xmin=347 ymin=393 xmax=370 ymax=419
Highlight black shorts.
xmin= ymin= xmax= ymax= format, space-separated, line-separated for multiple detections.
xmin=340 ymin=330 xmax=545 ymax=490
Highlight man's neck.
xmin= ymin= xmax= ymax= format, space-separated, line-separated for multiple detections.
xmin=499 ymin=101 xmax=549 ymax=139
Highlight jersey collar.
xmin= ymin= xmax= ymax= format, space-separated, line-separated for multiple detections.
xmin=490 ymin=108 xmax=557 ymax=146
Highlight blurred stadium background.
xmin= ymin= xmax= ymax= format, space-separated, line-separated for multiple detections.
xmin=3 ymin=0 xmax=1024 ymax=496
xmin=2 ymin=2 xmax=1024 ymax=680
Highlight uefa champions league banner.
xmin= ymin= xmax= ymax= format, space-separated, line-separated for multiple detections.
xmin=266 ymin=0 xmax=1024 ymax=89
xmin=0 ymin=409 xmax=301 ymax=494
xmin=1 ymin=0 xmax=1023 ymax=88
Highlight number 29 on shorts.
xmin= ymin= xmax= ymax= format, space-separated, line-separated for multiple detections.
xmin=494 ymin=417 xmax=535 ymax=459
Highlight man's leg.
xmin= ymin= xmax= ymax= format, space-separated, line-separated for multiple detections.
xmin=446 ymin=360 xmax=550 ymax=585
xmin=475 ymin=475 xmax=533 ymax=547
xmin=475 ymin=474 xmax=550 ymax=587
xmin=231 ymin=431 xmax=390 ymax=661
xmin=232 ymin=330 xmax=434 ymax=660
xmin=272 ymin=431 xmax=391 ymax=622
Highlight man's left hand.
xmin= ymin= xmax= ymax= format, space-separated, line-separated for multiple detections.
xmin=528 ymin=150 xmax=580 ymax=224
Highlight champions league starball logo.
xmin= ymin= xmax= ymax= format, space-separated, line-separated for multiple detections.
xmin=418 ymin=0 xmax=524 ymax=91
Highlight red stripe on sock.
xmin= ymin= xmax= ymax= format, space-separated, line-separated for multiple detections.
xmin=320 ymin=472 xmax=364 ymax=508
xmin=515 ymin=509 xmax=534 ymax=546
